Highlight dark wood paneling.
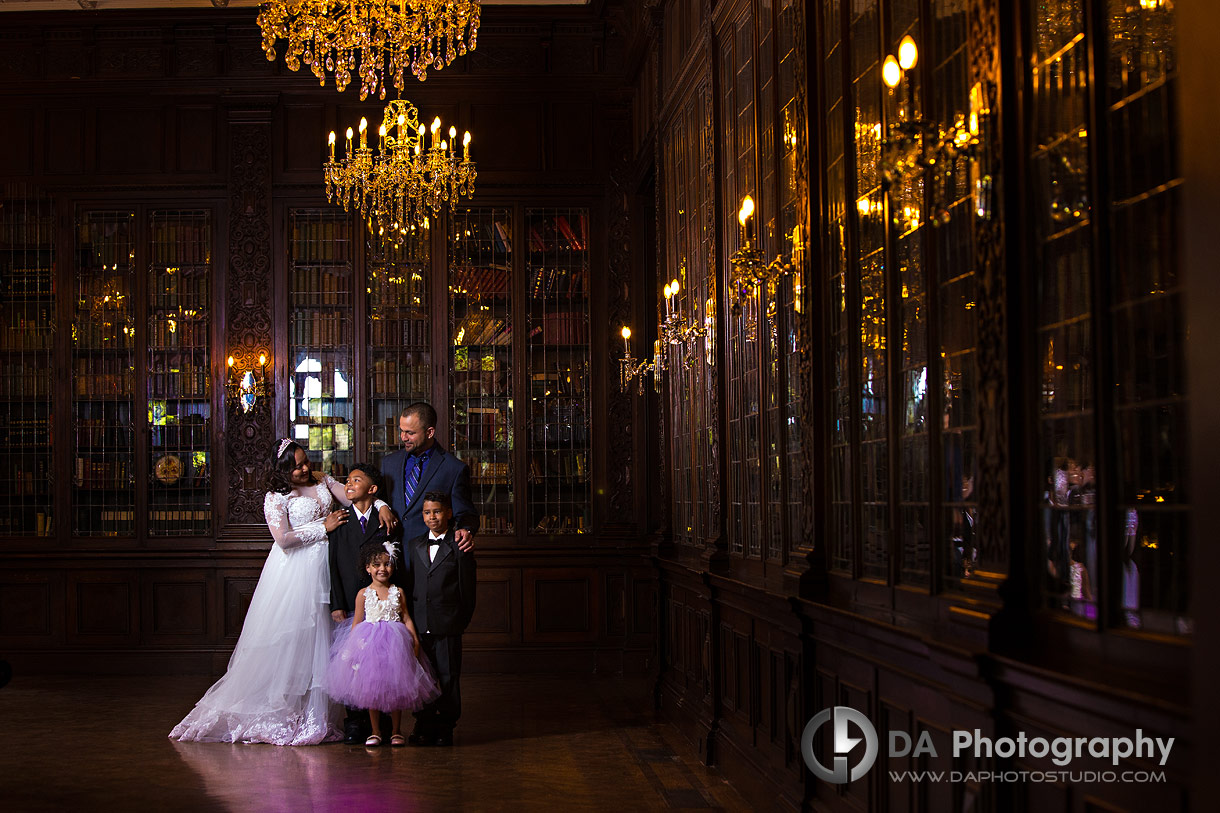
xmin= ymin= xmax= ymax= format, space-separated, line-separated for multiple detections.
xmin=605 ymin=572 xmax=625 ymax=636
xmin=0 ymin=107 xmax=34 ymax=175
xmin=465 ymin=568 xmax=518 ymax=645
xmin=469 ymin=103 xmax=541 ymax=172
xmin=0 ymin=578 xmax=51 ymax=636
xmin=631 ymin=576 xmax=656 ymax=637
xmin=149 ymin=579 xmax=207 ymax=637
xmin=222 ymin=573 xmax=259 ymax=639
xmin=524 ymin=568 xmax=596 ymax=642
xmin=280 ymin=103 xmax=324 ymax=174
xmin=551 ymin=102 xmax=594 ymax=171
xmin=176 ymin=105 xmax=216 ymax=174
xmin=44 ymin=108 xmax=85 ymax=175
xmin=97 ymin=107 xmax=163 ymax=174
xmin=67 ymin=573 xmax=136 ymax=643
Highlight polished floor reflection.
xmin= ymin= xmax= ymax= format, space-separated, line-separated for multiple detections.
xmin=0 ymin=673 xmax=746 ymax=811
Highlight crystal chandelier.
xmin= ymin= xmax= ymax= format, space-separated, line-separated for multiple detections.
xmin=257 ymin=0 xmax=481 ymax=99
xmin=324 ymin=99 xmax=476 ymax=242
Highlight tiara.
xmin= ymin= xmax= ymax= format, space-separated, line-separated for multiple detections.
xmin=277 ymin=438 xmax=294 ymax=458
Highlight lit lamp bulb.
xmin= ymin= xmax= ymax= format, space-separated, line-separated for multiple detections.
xmin=345 ymin=126 xmax=354 ymax=155
xmin=670 ymin=278 xmax=680 ymax=297
xmin=621 ymin=325 xmax=631 ymax=356
xmin=882 ymin=55 xmax=902 ymax=88
xmin=738 ymin=195 xmax=755 ymax=246
xmin=358 ymin=116 xmax=368 ymax=148
xmin=463 ymin=131 xmax=471 ymax=160
xmin=898 ymin=35 xmax=918 ymax=71
xmin=327 ymin=130 xmax=335 ymax=160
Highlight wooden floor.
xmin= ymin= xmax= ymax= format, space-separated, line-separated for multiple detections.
xmin=0 ymin=672 xmax=748 ymax=812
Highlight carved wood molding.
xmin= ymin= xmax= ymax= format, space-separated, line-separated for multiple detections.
xmin=224 ymin=118 xmax=274 ymax=526
xmin=968 ymin=0 xmax=1008 ymax=573
xmin=606 ymin=111 xmax=636 ymax=521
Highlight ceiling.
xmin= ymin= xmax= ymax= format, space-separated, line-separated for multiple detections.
xmin=0 ymin=0 xmax=588 ymax=10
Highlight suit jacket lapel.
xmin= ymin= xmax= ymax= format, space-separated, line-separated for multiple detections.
xmin=415 ymin=535 xmax=432 ymax=572
xmin=362 ymin=509 xmax=381 ymax=541
xmin=407 ymin=445 xmax=446 ymax=512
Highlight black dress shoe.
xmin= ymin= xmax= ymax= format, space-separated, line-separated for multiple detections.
xmin=343 ymin=722 xmax=363 ymax=745
xmin=433 ymin=733 xmax=453 ymax=747
xmin=407 ymin=731 xmax=433 ymax=746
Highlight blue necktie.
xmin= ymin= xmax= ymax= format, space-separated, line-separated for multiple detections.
xmin=405 ymin=453 xmax=424 ymax=506
xmin=359 ymin=515 xmax=367 ymax=533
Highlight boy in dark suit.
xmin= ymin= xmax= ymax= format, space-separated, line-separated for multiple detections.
xmin=408 ymin=490 xmax=477 ymax=746
xmin=327 ymin=463 xmax=394 ymax=744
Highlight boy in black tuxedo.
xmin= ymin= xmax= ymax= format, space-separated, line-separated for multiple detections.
xmin=408 ymin=491 xmax=476 ymax=746
xmin=327 ymin=463 xmax=395 ymax=744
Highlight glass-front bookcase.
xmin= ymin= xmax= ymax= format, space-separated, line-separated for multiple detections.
xmin=0 ymin=191 xmax=55 ymax=537
xmin=525 ymin=207 xmax=590 ymax=534
xmin=449 ymin=208 xmax=515 ymax=534
xmin=147 ymin=210 xmax=212 ymax=536
xmin=288 ymin=209 xmax=355 ymax=479
xmin=368 ymin=228 xmax=432 ymax=469
xmin=73 ymin=211 xmax=136 ymax=536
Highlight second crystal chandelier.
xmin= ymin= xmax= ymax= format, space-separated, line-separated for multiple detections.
xmin=258 ymin=0 xmax=481 ymax=99
xmin=325 ymin=100 xmax=476 ymax=243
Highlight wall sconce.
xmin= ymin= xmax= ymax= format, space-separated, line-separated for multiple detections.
xmin=659 ymin=275 xmax=707 ymax=368
xmin=618 ymin=327 xmax=665 ymax=395
xmin=728 ymin=196 xmax=803 ymax=333
xmin=226 ymin=353 xmax=269 ymax=413
xmin=879 ymin=35 xmax=992 ymax=225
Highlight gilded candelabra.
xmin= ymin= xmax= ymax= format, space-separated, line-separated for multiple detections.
xmin=257 ymin=0 xmax=481 ymax=98
xmin=728 ymin=196 xmax=803 ymax=339
xmin=324 ymin=100 xmax=475 ymax=244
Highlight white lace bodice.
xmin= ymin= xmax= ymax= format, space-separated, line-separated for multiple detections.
xmin=263 ymin=478 xmax=335 ymax=550
xmin=361 ymin=586 xmax=402 ymax=624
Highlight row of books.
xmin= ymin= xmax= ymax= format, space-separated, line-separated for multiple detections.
xmin=3 ymin=268 xmax=53 ymax=298
xmin=370 ymin=368 xmax=431 ymax=396
xmin=478 ymin=514 xmax=513 ymax=533
xmin=531 ymin=513 xmax=588 ymax=533
xmin=450 ymin=264 xmax=510 ymax=295
xmin=75 ymin=321 xmax=135 ymax=350
xmin=149 ymin=509 xmax=212 ymax=523
xmin=529 ymin=449 xmax=588 ymax=478
xmin=0 ymin=366 xmax=51 ymax=397
xmin=529 ymin=266 xmax=589 ymax=299
xmin=150 ymin=270 xmax=209 ymax=310
xmin=74 ymin=458 xmax=132 ymax=489
xmin=466 ymin=459 xmax=511 ymax=484
xmin=149 ymin=367 xmax=210 ymax=398
xmin=455 ymin=313 xmax=511 ymax=346
xmin=455 ymin=406 xmax=508 ymax=445
xmin=0 ymin=512 xmax=53 ymax=536
xmin=292 ymin=267 xmax=351 ymax=305
xmin=0 ymin=417 xmax=51 ymax=446
xmin=75 ymin=419 xmax=133 ymax=448
xmin=370 ymin=316 xmax=429 ymax=347
xmin=453 ymin=349 xmax=505 ymax=372
xmin=291 ymin=220 xmax=351 ymax=262
xmin=528 ymin=214 xmax=587 ymax=252
xmin=81 ymin=245 xmax=135 ymax=268
xmin=150 ymin=317 xmax=208 ymax=349
xmin=530 ymin=311 xmax=589 ymax=345
xmin=73 ymin=362 xmax=134 ymax=397
xmin=2 ymin=211 xmax=54 ymax=246
xmin=7 ymin=463 xmax=49 ymax=495
xmin=151 ymin=421 xmax=208 ymax=448
xmin=292 ymin=311 xmax=350 ymax=347
xmin=149 ymin=222 xmax=210 ymax=264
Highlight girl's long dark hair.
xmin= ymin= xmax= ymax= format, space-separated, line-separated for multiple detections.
xmin=269 ymin=441 xmax=303 ymax=495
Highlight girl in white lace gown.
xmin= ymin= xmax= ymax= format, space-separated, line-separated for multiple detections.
xmin=170 ymin=440 xmax=397 ymax=745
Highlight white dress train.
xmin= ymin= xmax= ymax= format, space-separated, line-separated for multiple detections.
xmin=170 ymin=478 xmax=344 ymax=745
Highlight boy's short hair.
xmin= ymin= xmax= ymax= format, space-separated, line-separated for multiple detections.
xmin=349 ymin=462 xmax=383 ymax=495
xmin=422 ymin=490 xmax=452 ymax=510
xmin=360 ymin=540 xmax=395 ymax=568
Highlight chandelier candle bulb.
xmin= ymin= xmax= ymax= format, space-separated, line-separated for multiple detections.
xmin=898 ymin=35 xmax=918 ymax=70
xmin=463 ymin=131 xmax=471 ymax=160
xmin=346 ymin=127 xmax=353 ymax=155
xmin=621 ymin=326 xmax=631 ymax=356
xmin=738 ymin=196 xmax=755 ymax=246
xmin=359 ymin=117 xmax=368 ymax=148
xmin=882 ymin=55 xmax=902 ymax=88
xmin=328 ymin=131 xmax=335 ymax=160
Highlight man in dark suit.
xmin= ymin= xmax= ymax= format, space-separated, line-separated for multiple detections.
xmin=379 ymin=402 xmax=478 ymax=556
xmin=408 ymin=491 xmax=476 ymax=746
xmin=327 ymin=463 xmax=393 ymax=744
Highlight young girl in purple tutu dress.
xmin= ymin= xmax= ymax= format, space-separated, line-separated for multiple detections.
xmin=326 ymin=541 xmax=440 ymax=746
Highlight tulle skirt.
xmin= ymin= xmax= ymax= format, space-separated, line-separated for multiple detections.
xmin=326 ymin=621 xmax=440 ymax=713
xmin=169 ymin=541 xmax=342 ymax=745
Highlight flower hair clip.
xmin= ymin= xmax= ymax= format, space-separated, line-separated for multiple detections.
xmin=382 ymin=540 xmax=398 ymax=561
xmin=277 ymin=438 xmax=294 ymax=458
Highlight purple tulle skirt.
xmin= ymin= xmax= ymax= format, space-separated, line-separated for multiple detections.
xmin=326 ymin=621 xmax=440 ymax=713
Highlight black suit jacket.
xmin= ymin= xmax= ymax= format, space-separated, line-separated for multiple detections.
xmin=408 ymin=529 xmax=476 ymax=637
xmin=380 ymin=443 xmax=478 ymax=547
xmin=328 ymin=508 xmax=392 ymax=614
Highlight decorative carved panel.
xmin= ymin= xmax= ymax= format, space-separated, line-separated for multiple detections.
xmin=224 ymin=118 xmax=274 ymax=526
xmin=151 ymin=581 xmax=207 ymax=636
xmin=0 ymin=581 xmax=50 ymax=636
xmin=606 ymin=112 xmax=635 ymax=522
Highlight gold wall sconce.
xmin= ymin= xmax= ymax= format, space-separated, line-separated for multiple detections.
xmin=226 ymin=353 xmax=269 ymax=413
xmin=728 ymin=196 xmax=804 ymax=337
xmin=617 ymin=267 xmax=717 ymax=394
